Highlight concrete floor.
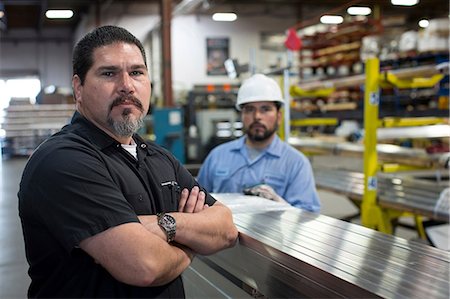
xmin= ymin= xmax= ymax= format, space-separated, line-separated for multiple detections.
xmin=1 ymin=157 xmax=30 ymax=299
xmin=0 ymin=156 xmax=422 ymax=298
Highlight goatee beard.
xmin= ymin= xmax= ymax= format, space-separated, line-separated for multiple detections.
xmin=108 ymin=111 xmax=144 ymax=137
xmin=108 ymin=95 xmax=145 ymax=137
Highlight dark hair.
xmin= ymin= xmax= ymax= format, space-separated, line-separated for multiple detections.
xmin=72 ymin=25 xmax=147 ymax=84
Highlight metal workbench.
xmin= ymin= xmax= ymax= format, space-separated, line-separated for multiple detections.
xmin=184 ymin=194 xmax=450 ymax=299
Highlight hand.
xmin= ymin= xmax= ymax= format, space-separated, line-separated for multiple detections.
xmin=246 ymin=184 xmax=288 ymax=204
xmin=178 ymin=186 xmax=209 ymax=213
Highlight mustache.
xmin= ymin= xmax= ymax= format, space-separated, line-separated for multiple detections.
xmin=110 ymin=95 xmax=144 ymax=112
xmin=249 ymin=122 xmax=266 ymax=130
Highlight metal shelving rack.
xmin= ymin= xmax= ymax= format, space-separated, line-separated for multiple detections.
xmin=360 ymin=57 xmax=448 ymax=235
xmin=288 ymin=58 xmax=449 ymax=237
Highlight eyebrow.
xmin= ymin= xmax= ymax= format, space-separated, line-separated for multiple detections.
xmin=96 ymin=64 xmax=147 ymax=72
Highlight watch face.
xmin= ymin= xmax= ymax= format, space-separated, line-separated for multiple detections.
xmin=163 ymin=214 xmax=176 ymax=228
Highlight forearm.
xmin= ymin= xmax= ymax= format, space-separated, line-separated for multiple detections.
xmin=174 ymin=203 xmax=238 ymax=255
xmin=80 ymin=222 xmax=194 ymax=287
xmin=150 ymin=243 xmax=194 ymax=286
xmin=138 ymin=204 xmax=237 ymax=255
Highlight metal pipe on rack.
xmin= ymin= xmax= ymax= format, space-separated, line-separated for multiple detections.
xmin=294 ymin=63 xmax=448 ymax=91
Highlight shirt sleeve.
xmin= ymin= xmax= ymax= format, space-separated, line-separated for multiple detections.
xmin=28 ymin=146 xmax=140 ymax=253
xmin=284 ymin=154 xmax=321 ymax=213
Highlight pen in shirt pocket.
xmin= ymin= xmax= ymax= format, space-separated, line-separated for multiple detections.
xmin=161 ymin=180 xmax=181 ymax=193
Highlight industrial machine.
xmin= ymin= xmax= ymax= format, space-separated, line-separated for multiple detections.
xmin=152 ymin=107 xmax=185 ymax=164
xmin=183 ymin=84 xmax=241 ymax=163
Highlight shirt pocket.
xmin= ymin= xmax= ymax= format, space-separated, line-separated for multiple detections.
xmin=124 ymin=193 xmax=152 ymax=215
xmin=263 ymin=172 xmax=286 ymax=192
xmin=160 ymin=181 xmax=181 ymax=212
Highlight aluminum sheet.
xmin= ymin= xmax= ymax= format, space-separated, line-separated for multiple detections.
xmin=377 ymin=124 xmax=450 ymax=140
xmin=207 ymin=194 xmax=450 ymax=298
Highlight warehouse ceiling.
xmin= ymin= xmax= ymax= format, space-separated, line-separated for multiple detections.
xmin=0 ymin=0 xmax=448 ymax=32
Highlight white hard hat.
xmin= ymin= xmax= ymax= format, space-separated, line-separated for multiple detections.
xmin=236 ymin=74 xmax=284 ymax=111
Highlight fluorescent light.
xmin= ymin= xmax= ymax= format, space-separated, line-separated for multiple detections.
xmin=347 ymin=6 xmax=372 ymax=16
xmin=418 ymin=19 xmax=429 ymax=28
xmin=45 ymin=9 xmax=74 ymax=19
xmin=391 ymin=0 xmax=419 ymax=6
xmin=212 ymin=13 xmax=237 ymax=22
xmin=320 ymin=15 xmax=344 ymax=24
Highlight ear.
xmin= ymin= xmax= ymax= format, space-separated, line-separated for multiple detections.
xmin=72 ymin=75 xmax=82 ymax=103
xmin=277 ymin=108 xmax=283 ymax=125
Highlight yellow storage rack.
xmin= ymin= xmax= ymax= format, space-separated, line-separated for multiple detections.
xmin=289 ymin=58 xmax=448 ymax=237
xmin=361 ymin=57 xmax=446 ymax=236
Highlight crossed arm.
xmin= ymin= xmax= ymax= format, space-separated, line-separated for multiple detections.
xmin=79 ymin=186 xmax=238 ymax=287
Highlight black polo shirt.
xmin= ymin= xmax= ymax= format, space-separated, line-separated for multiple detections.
xmin=18 ymin=111 xmax=216 ymax=298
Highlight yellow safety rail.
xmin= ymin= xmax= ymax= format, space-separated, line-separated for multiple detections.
xmin=379 ymin=117 xmax=448 ymax=128
xmin=290 ymin=85 xmax=335 ymax=98
xmin=380 ymin=163 xmax=430 ymax=173
xmin=291 ymin=118 xmax=338 ymax=127
xmin=381 ymin=72 xmax=444 ymax=89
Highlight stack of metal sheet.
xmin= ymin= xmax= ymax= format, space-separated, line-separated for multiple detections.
xmin=289 ymin=136 xmax=450 ymax=168
xmin=184 ymin=194 xmax=450 ymax=299
xmin=313 ymin=167 xmax=449 ymax=221
xmin=1 ymin=104 xmax=75 ymax=155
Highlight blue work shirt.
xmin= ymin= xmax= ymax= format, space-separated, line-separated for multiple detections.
xmin=197 ymin=135 xmax=321 ymax=212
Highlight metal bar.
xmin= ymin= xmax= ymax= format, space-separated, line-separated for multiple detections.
xmin=294 ymin=64 xmax=444 ymax=91
xmin=202 ymin=194 xmax=450 ymax=299
xmin=289 ymin=137 xmax=446 ymax=167
xmin=312 ymin=167 xmax=449 ymax=221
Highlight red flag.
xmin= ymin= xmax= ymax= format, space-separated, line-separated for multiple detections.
xmin=284 ymin=28 xmax=302 ymax=51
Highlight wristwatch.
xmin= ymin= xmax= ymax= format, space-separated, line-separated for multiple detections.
xmin=157 ymin=213 xmax=176 ymax=242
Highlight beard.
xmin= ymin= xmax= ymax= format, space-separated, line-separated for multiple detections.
xmin=246 ymin=122 xmax=278 ymax=142
xmin=108 ymin=95 xmax=145 ymax=137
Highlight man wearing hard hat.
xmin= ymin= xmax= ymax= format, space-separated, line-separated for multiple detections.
xmin=197 ymin=74 xmax=321 ymax=212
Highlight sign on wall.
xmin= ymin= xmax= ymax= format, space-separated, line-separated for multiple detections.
xmin=206 ymin=38 xmax=229 ymax=76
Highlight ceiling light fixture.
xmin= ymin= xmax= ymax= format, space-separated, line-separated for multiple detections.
xmin=212 ymin=13 xmax=237 ymax=22
xmin=320 ymin=15 xmax=344 ymax=24
xmin=418 ymin=19 xmax=429 ymax=28
xmin=45 ymin=9 xmax=74 ymax=19
xmin=347 ymin=6 xmax=372 ymax=16
xmin=0 ymin=2 xmax=4 ymax=19
xmin=391 ymin=0 xmax=419 ymax=6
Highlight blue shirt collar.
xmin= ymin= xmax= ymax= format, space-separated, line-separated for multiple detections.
xmin=231 ymin=134 xmax=283 ymax=158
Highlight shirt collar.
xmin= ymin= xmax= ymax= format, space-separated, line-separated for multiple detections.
xmin=231 ymin=134 xmax=282 ymax=158
xmin=70 ymin=111 xmax=153 ymax=153
xmin=264 ymin=134 xmax=283 ymax=157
